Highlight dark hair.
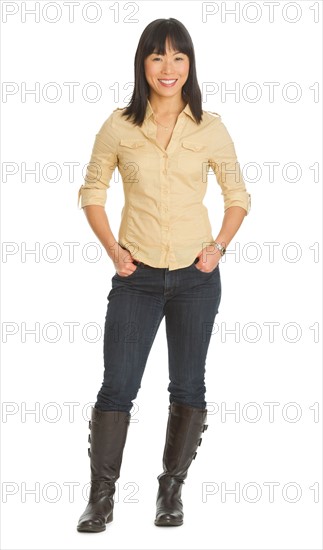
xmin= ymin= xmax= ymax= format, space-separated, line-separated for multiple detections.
xmin=121 ymin=18 xmax=203 ymax=126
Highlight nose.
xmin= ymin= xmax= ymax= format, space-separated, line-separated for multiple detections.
xmin=161 ymin=59 xmax=175 ymax=74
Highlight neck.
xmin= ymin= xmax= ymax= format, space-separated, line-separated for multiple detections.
xmin=148 ymin=91 xmax=186 ymax=117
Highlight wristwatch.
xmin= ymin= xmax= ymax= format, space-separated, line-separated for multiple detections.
xmin=214 ymin=242 xmax=226 ymax=256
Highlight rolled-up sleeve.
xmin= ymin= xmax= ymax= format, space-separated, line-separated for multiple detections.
xmin=208 ymin=117 xmax=251 ymax=215
xmin=77 ymin=115 xmax=118 ymax=209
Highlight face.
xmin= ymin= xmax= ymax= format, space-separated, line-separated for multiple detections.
xmin=144 ymin=36 xmax=190 ymax=100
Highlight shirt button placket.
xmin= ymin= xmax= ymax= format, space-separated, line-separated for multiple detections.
xmin=161 ymin=153 xmax=170 ymax=265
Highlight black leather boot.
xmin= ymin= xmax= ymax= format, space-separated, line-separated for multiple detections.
xmin=154 ymin=401 xmax=208 ymax=527
xmin=77 ymin=406 xmax=131 ymax=532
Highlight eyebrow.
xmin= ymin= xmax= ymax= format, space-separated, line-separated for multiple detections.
xmin=151 ymin=51 xmax=183 ymax=55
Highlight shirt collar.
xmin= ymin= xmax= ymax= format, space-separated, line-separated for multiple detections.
xmin=145 ymin=98 xmax=196 ymax=122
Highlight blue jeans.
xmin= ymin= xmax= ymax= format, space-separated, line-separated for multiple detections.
xmin=95 ymin=256 xmax=222 ymax=413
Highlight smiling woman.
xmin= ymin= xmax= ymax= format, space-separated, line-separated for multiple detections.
xmin=76 ymin=17 xmax=251 ymax=535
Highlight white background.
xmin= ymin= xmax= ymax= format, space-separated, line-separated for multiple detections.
xmin=1 ymin=1 xmax=322 ymax=549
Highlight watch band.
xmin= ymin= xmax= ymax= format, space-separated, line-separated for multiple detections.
xmin=214 ymin=242 xmax=226 ymax=256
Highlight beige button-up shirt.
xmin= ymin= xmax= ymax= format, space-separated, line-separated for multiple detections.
xmin=77 ymin=99 xmax=251 ymax=271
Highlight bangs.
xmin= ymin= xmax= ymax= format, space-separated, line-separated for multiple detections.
xmin=143 ymin=25 xmax=191 ymax=58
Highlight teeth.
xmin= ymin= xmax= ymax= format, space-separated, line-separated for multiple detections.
xmin=159 ymin=79 xmax=177 ymax=84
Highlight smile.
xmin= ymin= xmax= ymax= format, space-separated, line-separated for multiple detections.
xmin=158 ymin=79 xmax=178 ymax=87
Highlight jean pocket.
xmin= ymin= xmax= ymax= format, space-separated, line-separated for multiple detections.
xmin=192 ymin=258 xmax=219 ymax=275
xmin=114 ymin=261 xmax=141 ymax=279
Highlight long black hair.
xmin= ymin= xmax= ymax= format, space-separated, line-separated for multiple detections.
xmin=121 ymin=18 xmax=203 ymax=126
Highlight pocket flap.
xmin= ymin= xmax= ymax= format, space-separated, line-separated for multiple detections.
xmin=181 ymin=141 xmax=205 ymax=151
xmin=119 ymin=139 xmax=146 ymax=148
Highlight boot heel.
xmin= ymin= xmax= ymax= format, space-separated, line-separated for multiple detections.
xmin=106 ymin=511 xmax=113 ymax=523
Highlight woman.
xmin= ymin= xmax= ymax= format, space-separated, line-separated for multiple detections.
xmin=76 ymin=18 xmax=251 ymax=532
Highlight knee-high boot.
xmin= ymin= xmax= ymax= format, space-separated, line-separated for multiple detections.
xmin=154 ymin=401 xmax=208 ymax=527
xmin=77 ymin=406 xmax=131 ymax=532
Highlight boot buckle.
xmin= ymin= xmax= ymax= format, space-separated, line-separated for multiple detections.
xmin=88 ymin=420 xmax=92 ymax=430
xmin=202 ymin=424 xmax=208 ymax=432
xmin=88 ymin=447 xmax=91 ymax=458
xmin=88 ymin=434 xmax=91 ymax=443
xmin=192 ymin=451 xmax=197 ymax=460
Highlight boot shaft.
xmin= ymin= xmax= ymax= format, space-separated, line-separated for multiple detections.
xmin=162 ymin=402 xmax=208 ymax=479
xmin=88 ymin=407 xmax=131 ymax=482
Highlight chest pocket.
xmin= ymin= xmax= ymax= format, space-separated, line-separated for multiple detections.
xmin=181 ymin=141 xmax=205 ymax=152
xmin=119 ymin=139 xmax=146 ymax=149
xmin=177 ymin=141 xmax=208 ymax=178
xmin=118 ymin=139 xmax=148 ymax=183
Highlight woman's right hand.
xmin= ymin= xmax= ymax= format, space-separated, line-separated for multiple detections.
xmin=113 ymin=244 xmax=138 ymax=277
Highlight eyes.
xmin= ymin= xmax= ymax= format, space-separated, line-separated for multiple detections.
xmin=152 ymin=56 xmax=185 ymax=61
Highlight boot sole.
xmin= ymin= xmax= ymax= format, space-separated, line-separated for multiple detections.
xmin=154 ymin=519 xmax=183 ymax=527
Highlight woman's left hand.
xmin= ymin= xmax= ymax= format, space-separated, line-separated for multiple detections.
xmin=195 ymin=244 xmax=221 ymax=272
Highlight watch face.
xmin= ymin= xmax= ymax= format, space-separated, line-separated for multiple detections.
xmin=215 ymin=243 xmax=225 ymax=256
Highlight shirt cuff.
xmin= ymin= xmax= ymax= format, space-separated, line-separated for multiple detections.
xmin=224 ymin=192 xmax=251 ymax=215
xmin=77 ymin=185 xmax=106 ymax=209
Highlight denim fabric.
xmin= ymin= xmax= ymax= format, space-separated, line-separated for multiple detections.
xmin=95 ymin=257 xmax=221 ymax=412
